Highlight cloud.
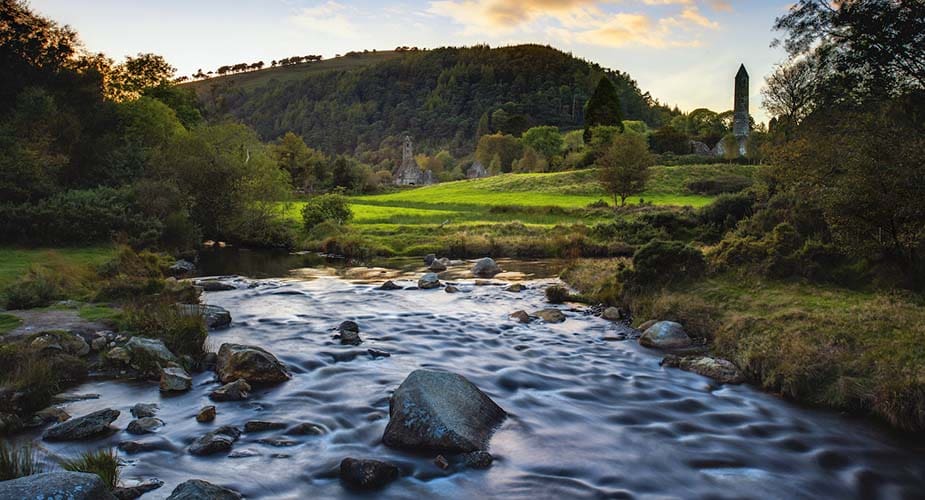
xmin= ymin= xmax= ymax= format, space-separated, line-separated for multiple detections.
xmin=427 ymin=0 xmax=722 ymax=48
xmin=291 ymin=1 xmax=358 ymax=37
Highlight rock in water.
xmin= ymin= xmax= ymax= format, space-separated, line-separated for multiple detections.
xmin=168 ymin=259 xmax=196 ymax=276
xmin=423 ymin=254 xmax=437 ymax=266
xmin=383 ymin=370 xmax=506 ymax=453
xmin=601 ymin=306 xmax=622 ymax=321
xmin=210 ymin=379 xmax=251 ymax=402
xmin=0 ymin=472 xmax=116 ymax=500
xmin=244 ymin=420 xmax=287 ymax=433
xmin=661 ymin=355 xmax=745 ymax=384
xmin=418 ymin=273 xmax=441 ymax=289
xmin=340 ymin=458 xmax=399 ymax=490
xmin=197 ymin=405 xmax=217 ymax=422
xmin=126 ymin=417 xmax=164 ymax=434
xmin=463 ymin=450 xmax=494 ymax=469
xmin=196 ymin=279 xmax=236 ymax=292
xmin=639 ymin=321 xmax=692 ymax=349
xmin=166 ymin=479 xmax=242 ymax=500
xmin=125 ymin=336 xmax=179 ymax=369
xmin=131 ymin=403 xmax=158 ymax=418
xmin=378 ymin=280 xmax=403 ymax=290
xmin=533 ymin=309 xmax=566 ymax=323
xmin=43 ymin=408 xmax=119 ymax=441
xmin=471 ymin=257 xmax=501 ymax=277
xmin=510 ymin=310 xmax=532 ymax=323
xmin=215 ymin=343 xmax=290 ymax=384
xmin=160 ymin=366 xmax=192 ymax=392
xmin=429 ymin=258 xmax=448 ymax=272
xmin=338 ymin=321 xmax=361 ymax=345
xmin=444 ymin=285 xmax=460 ymax=293
xmin=112 ymin=479 xmax=164 ymax=499
xmin=188 ymin=425 xmax=241 ymax=455
xmin=176 ymin=303 xmax=232 ymax=329
xmin=504 ymin=283 xmax=525 ymax=292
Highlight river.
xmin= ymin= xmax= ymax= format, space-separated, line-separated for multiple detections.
xmin=20 ymin=252 xmax=925 ymax=499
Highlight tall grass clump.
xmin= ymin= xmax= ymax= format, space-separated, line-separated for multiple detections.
xmin=2 ymin=254 xmax=97 ymax=309
xmin=121 ymin=302 xmax=207 ymax=361
xmin=61 ymin=448 xmax=119 ymax=489
xmin=0 ymin=441 xmax=43 ymax=480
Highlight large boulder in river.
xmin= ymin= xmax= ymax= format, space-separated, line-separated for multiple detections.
xmin=639 ymin=321 xmax=692 ymax=349
xmin=160 ymin=366 xmax=192 ymax=392
xmin=471 ymin=257 xmax=501 ymax=277
xmin=167 ymin=479 xmax=242 ymax=500
xmin=383 ymin=370 xmax=506 ymax=453
xmin=216 ymin=343 xmax=290 ymax=384
xmin=661 ymin=355 xmax=744 ymax=384
xmin=418 ymin=273 xmax=441 ymax=289
xmin=532 ymin=308 xmax=566 ymax=323
xmin=0 ymin=472 xmax=115 ymax=500
xmin=43 ymin=408 xmax=120 ymax=441
xmin=340 ymin=457 xmax=399 ymax=490
xmin=125 ymin=336 xmax=179 ymax=369
xmin=176 ymin=303 xmax=232 ymax=329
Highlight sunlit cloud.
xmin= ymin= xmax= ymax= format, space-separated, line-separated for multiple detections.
xmin=427 ymin=0 xmax=723 ymax=48
xmin=291 ymin=1 xmax=358 ymax=37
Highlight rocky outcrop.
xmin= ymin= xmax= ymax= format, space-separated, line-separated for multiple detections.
xmin=418 ymin=273 xmax=441 ymax=289
xmin=210 ymin=379 xmax=251 ymax=402
xmin=160 ymin=366 xmax=192 ymax=392
xmin=383 ymin=369 xmax=506 ymax=453
xmin=639 ymin=321 xmax=692 ymax=349
xmin=533 ymin=309 xmax=566 ymax=323
xmin=215 ymin=343 xmax=290 ymax=384
xmin=0 ymin=472 xmax=115 ymax=500
xmin=661 ymin=355 xmax=745 ymax=384
xmin=189 ymin=425 xmax=241 ymax=455
xmin=471 ymin=257 xmax=501 ymax=277
xmin=43 ymin=408 xmax=119 ymax=441
xmin=31 ymin=332 xmax=89 ymax=356
xmin=166 ymin=479 xmax=242 ymax=500
xmin=340 ymin=458 xmax=399 ymax=490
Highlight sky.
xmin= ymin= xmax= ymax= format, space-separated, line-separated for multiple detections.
xmin=32 ymin=0 xmax=792 ymax=124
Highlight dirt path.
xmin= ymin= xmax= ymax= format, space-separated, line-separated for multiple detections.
xmin=3 ymin=309 xmax=109 ymax=340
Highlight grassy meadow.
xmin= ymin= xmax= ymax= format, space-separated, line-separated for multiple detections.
xmin=0 ymin=247 xmax=116 ymax=290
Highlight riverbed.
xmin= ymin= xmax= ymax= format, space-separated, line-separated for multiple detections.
xmin=20 ymin=257 xmax=925 ymax=499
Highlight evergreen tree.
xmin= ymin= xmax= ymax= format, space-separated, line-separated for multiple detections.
xmin=476 ymin=111 xmax=490 ymax=140
xmin=584 ymin=76 xmax=624 ymax=143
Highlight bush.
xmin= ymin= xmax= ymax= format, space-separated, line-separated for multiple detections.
xmin=62 ymin=448 xmax=119 ymax=489
xmin=545 ymin=285 xmax=571 ymax=304
xmin=121 ymin=303 xmax=207 ymax=362
xmin=686 ymin=175 xmax=753 ymax=195
xmin=621 ymin=240 xmax=706 ymax=293
xmin=0 ymin=442 xmax=42 ymax=481
xmin=699 ymin=192 xmax=755 ymax=230
xmin=302 ymin=193 xmax=353 ymax=231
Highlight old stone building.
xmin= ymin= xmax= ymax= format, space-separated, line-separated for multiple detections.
xmin=393 ymin=135 xmax=435 ymax=186
xmin=466 ymin=161 xmax=488 ymax=179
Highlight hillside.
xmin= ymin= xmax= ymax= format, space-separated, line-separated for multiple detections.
xmin=190 ymin=44 xmax=676 ymax=155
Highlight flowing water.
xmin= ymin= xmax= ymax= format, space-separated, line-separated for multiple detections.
xmin=15 ymin=255 xmax=925 ymax=499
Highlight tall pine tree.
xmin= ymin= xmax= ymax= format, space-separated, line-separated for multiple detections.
xmin=583 ymin=76 xmax=624 ymax=142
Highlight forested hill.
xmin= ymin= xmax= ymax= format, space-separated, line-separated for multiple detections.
xmin=188 ymin=45 xmax=676 ymax=155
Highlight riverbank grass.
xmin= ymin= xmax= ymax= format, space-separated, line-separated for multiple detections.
xmin=562 ymin=263 xmax=925 ymax=431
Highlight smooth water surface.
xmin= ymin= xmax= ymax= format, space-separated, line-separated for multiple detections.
xmin=21 ymin=259 xmax=925 ymax=499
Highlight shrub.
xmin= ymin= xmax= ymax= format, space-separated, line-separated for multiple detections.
xmin=302 ymin=193 xmax=352 ymax=231
xmin=686 ymin=175 xmax=753 ymax=195
xmin=62 ymin=448 xmax=119 ymax=489
xmin=545 ymin=285 xmax=571 ymax=304
xmin=229 ymin=212 xmax=295 ymax=249
xmin=621 ymin=240 xmax=706 ymax=293
xmin=121 ymin=303 xmax=207 ymax=361
xmin=699 ymin=192 xmax=755 ymax=230
xmin=0 ymin=442 xmax=42 ymax=481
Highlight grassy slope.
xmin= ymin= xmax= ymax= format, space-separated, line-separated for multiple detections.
xmin=285 ymin=164 xmax=756 ymax=231
xmin=183 ymin=51 xmax=403 ymax=95
xmin=0 ymin=247 xmax=116 ymax=290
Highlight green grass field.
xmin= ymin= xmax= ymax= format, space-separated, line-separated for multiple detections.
xmin=0 ymin=247 xmax=116 ymax=290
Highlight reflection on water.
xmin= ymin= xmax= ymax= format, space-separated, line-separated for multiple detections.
xmin=12 ymin=251 xmax=925 ymax=499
